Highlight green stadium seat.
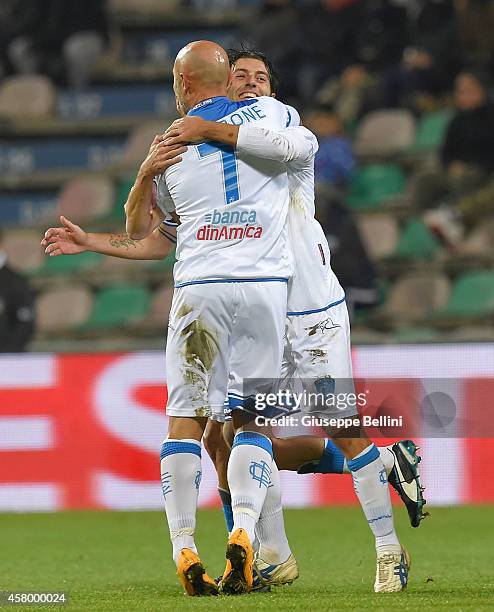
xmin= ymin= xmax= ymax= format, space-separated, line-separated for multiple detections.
xmin=412 ymin=110 xmax=453 ymax=151
xmin=435 ymin=270 xmax=494 ymax=318
xmin=83 ymin=283 xmax=151 ymax=328
xmin=40 ymin=251 xmax=102 ymax=275
xmin=148 ymin=251 xmax=176 ymax=271
xmin=110 ymin=178 xmax=134 ymax=220
xmin=394 ymin=218 xmax=441 ymax=260
xmin=347 ymin=164 xmax=405 ymax=209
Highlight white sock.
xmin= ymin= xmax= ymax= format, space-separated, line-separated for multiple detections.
xmin=256 ymin=461 xmax=292 ymax=564
xmin=160 ymin=438 xmax=202 ymax=565
xmin=228 ymin=431 xmax=273 ymax=543
xmin=342 ymin=446 xmax=394 ymax=475
xmin=348 ymin=444 xmax=400 ymax=551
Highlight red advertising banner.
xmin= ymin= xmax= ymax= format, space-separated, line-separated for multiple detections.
xmin=0 ymin=346 xmax=493 ymax=511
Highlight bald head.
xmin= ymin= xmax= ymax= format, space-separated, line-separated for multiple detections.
xmin=173 ymin=41 xmax=230 ymax=115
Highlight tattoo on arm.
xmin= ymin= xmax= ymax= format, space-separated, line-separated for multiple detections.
xmin=109 ymin=234 xmax=139 ymax=249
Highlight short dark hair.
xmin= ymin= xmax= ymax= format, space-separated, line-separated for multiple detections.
xmin=228 ymin=45 xmax=279 ymax=94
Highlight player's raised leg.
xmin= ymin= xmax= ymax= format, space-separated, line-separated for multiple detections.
xmin=291 ymin=436 xmax=426 ymax=528
xmin=292 ymin=301 xmax=410 ymax=592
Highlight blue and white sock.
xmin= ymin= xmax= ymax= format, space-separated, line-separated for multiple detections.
xmin=160 ymin=438 xmax=202 ymax=565
xmin=218 ymin=487 xmax=234 ymax=534
xmin=256 ymin=460 xmax=292 ymax=565
xmin=301 ymin=439 xmax=395 ymax=476
xmin=228 ymin=431 xmax=273 ymax=543
xmin=348 ymin=444 xmax=400 ymax=551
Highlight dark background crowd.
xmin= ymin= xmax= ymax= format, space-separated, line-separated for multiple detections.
xmin=1 ymin=0 xmax=494 ymax=351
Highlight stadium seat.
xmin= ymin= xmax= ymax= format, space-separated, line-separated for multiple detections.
xmin=3 ymin=230 xmax=44 ymax=273
xmin=347 ymin=164 xmax=406 ymax=209
xmin=36 ymin=285 xmax=93 ymax=333
xmin=356 ymin=213 xmax=400 ymax=260
xmin=434 ymin=270 xmax=494 ymax=318
xmin=0 ymin=75 xmax=56 ymax=120
xmin=394 ymin=218 xmax=441 ymax=260
xmin=40 ymin=251 xmax=102 ymax=275
xmin=457 ymin=218 xmax=494 ymax=258
xmin=135 ymin=283 xmax=174 ymax=332
xmin=354 ymin=109 xmax=415 ymax=157
xmin=117 ymin=120 xmax=168 ymax=171
xmin=377 ymin=272 xmax=451 ymax=325
xmin=83 ymin=283 xmax=151 ymax=328
xmin=412 ymin=109 xmax=453 ymax=151
xmin=58 ymin=176 xmax=115 ymax=223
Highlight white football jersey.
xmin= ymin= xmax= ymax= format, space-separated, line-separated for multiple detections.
xmin=236 ymin=124 xmax=345 ymax=315
xmin=286 ymin=142 xmax=345 ymax=314
xmin=155 ymin=96 xmax=295 ymax=287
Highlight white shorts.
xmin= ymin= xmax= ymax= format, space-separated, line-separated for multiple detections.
xmin=281 ymin=300 xmax=358 ymax=419
xmin=165 ymin=280 xmax=287 ymax=419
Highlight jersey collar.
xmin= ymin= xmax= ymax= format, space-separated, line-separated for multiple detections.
xmin=188 ymin=97 xmax=229 ymax=116
xmin=188 ymin=96 xmax=258 ymax=121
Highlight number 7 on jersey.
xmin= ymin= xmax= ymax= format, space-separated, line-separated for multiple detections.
xmin=196 ymin=142 xmax=240 ymax=205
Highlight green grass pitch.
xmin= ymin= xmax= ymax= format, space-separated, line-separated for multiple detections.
xmin=1 ymin=506 xmax=493 ymax=611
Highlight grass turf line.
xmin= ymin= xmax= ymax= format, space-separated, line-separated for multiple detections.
xmin=1 ymin=507 xmax=493 ymax=611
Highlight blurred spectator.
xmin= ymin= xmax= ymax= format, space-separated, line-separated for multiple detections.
xmin=315 ymin=64 xmax=378 ymax=127
xmin=0 ymin=228 xmax=35 ymax=353
xmin=6 ymin=0 xmax=108 ymax=88
xmin=0 ymin=1 xmax=37 ymax=79
xmin=441 ymin=70 xmax=494 ymax=174
xmin=315 ymin=186 xmax=379 ymax=318
xmin=304 ymin=108 xmax=356 ymax=187
xmin=354 ymin=0 xmax=408 ymax=71
xmin=298 ymin=0 xmax=364 ymax=103
xmin=455 ymin=0 xmax=494 ymax=77
xmin=239 ymin=0 xmax=300 ymax=100
xmin=381 ymin=0 xmax=458 ymax=111
xmin=418 ymin=70 xmax=494 ymax=243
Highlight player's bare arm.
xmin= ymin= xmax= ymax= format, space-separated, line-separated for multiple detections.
xmin=164 ymin=116 xmax=240 ymax=147
xmin=41 ymin=215 xmax=175 ymax=260
xmin=125 ymin=135 xmax=186 ymax=240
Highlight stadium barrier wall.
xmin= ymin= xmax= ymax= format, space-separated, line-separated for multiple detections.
xmin=0 ymin=345 xmax=493 ymax=511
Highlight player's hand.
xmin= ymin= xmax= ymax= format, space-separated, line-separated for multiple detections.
xmin=138 ymin=135 xmax=187 ymax=178
xmin=41 ymin=216 xmax=88 ymax=256
xmin=163 ymin=116 xmax=208 ymax=146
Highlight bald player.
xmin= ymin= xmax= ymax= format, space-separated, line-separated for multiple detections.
xmin=125 ymin=41 xmax=303 ymax=596
xmin=43 ymin=48 xmax=424 ymax=595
